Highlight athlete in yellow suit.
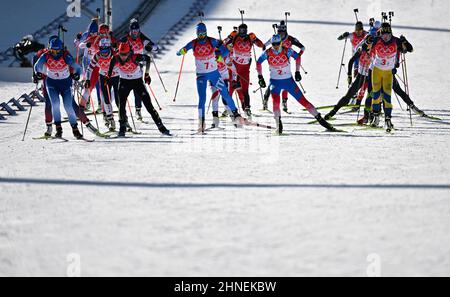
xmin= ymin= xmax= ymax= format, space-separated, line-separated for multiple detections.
xmin=370 ymin=23 xmax=403 ymax=131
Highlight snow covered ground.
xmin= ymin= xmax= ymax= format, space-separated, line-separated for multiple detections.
xmin=1 ymin=0 xmax=450 ymax=277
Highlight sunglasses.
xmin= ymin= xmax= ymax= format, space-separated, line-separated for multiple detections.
xmin=197 ymin=32 xmax=207 ymax=38
xmin=272 ymin=42 xmax=281 ymax=47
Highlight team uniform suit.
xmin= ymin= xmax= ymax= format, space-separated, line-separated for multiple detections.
xmin=256 ymin=41 xmax=335 ymax=133
xmin=84 ymin=50 xmax=120 ymax=128
xmin=211 ymin=54 xmax=237 ymax=117
xmin=108 ymin=51 xmax=168 ymax=136
xmin=224 ymin=30 xmax=265 ymax=111
xmin=121 ymin=32 xmax=159 ymax=111
xmin=34 ymin=49 xmax=82 ymax=129
xmin=370 ymin=36 xmax=402 ymax=119
xmin=178 ymin=37 xmax=241 ymax=127
xmin=33 ymin=49 xmax=91 ymax=127
xmin=263 ymin=35 xmax=305 ymax=105
xmin=257 ymin=47 xmax=317 ymax=119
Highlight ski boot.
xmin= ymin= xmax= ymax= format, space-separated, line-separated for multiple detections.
xmin=262 ymin=99 xmax=269 ymax=111
xmin=368 ymin=112 xmax=374 ymax=124
xmin=350 ymin=101 xmax=362 ymax=112
xmin=212 ymin=111 xmax=220 ymax=129
xmin=136 ymin=108 xmax=143 ymax=121
xmin=410 ymin=104 xmax=425 ymax=117
xmin=275 ymin=116 xmax=283 ymax=135
xmin=105 ymin=115 xmax=116 ymax=132
xmin=324 ymin=109 xmax=337 ymax=121
xmin=95 ymin=106 xmax=102 ymax=114
xmin=232 ymin=110 xmax=245 ymax=127
xmin=118 ymin=121 xmax=127 ymax=137
xmin=282 ymin=98 xmax=289 ymax=113
xmin=109 ymin=118 xmax=116 ymax=132
xmin=371 ymin=113 xmax=381 ymax=128
xmin=244 ymin=108 xmax=252 ymax=121
xmin=55 ymin=125 xmax=63 ymax=138
xmin=221 ymin=110 xmax=229 ymax=118
xmin=126 ymin=121 xmax=133 ymax=132
xmin=315 ymin=114 xmax=338 ymax=132
xmin=71 ymin=124 xmax=83 ymax=140
xmin=85 ymin=100 xmax=91 ymax=111
xmin=385 ymin=117 xmax=394 ymax=133
xmin=44 ymin=124 xmax=53 ymax=138
xmin=86 ymin=122 xmax=98 ymax=135
xmin=103 ymin=114 xmax=109 ymax=128
xmin=198 ymin=117 xmax=206 ymax=134
xmin=357 ymin=110 xmax=370 ymax=125
xmin=157 ymin=123 xmax=171 ymax=136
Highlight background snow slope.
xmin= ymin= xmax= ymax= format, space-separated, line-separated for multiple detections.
xmin=0 ymin=0 xmax=449 ymax=277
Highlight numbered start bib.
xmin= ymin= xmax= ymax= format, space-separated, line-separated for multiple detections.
xmin=97 ymin=55 xmax=119 ymax=77
xmin=45 ymin=55 xmax=70 ymax=80
xmin=372 ymin=40 xmax=398 ymax=71
xmin=193 ymin=40 xmax=217 ymax=74
xmin=232 ymin=37 xmax=252 ymax=65
xmin=267 ymin=49 xmax=292 ymax=80
xmin=129 ymin=37 xmax=145 ymax=55
xmin=118 ymin=57 xmax=143 ymax=80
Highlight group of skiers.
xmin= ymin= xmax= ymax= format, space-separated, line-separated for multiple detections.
xmin=32 ymin=18 xmax=170 ymax=139
xmin=325 ymin=19 xmax=427 ymax=132
xmin=30 ymin=12 xmax=429 ymax=140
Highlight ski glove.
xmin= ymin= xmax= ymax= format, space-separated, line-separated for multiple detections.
xmin=295 ymin=71 xmax=302 ymax=82
xmin=71 ymin=73 xmax=80 ymax=81
xmin=86 ymin=42 xmax=91 ymax=48
xmin=338 ymin=32 xmax=350 ymax=40
xmin=84 ymin=80 xmax=91 ymax=89
xmin=258 ymin=75 xmax=266 ymax=88
xmin=76 ymin=33 xmax=82 ymax=40
xmin=33 ymin=73 xmax=43 ymax=83
xmin=145 ymin=44 xmax=159 ymax=53
xmin=144 ymin=73 xmax=151 ymax=85
xmin=177 ymin=48 xmax=187 ymax=56
xmin=232 ymin=79 xmax=241 ymax=90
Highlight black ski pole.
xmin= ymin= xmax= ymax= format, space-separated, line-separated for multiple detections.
xmin=336 ymin=37 xmax=348 ymax=89
xmin=239 ymin=9 xmax=245 ymax=24
xmin=74 ymin=82 xmax=84 ymax=135
xmin=285 ymin=12 xmax=290 ymax=25
xmin=126 ymin=101 xmax=138 ymax=132
xmin=198 ymin=11 xmax=204 ymax=22
xmin=272 ymin=24 xmax=278 ymax=34
xmin=389 ymin=11 xmax=395 ymax=26
xmin=217 ymin=26 xmax=223 ymax=41
xmin=253 ymin=45 xmax=265 ymax=104
xmin=299 ymin=82 xmax=307 ymax=94
xmin=403 ymin=53 xmax=413 ymax=126
xmin=150 ymin=54 xmax=168 ymax=93
xmin=353 ymin=8 xmax=359 ymax=22
xmin=22 ymin=84 xmax=38 ymax=141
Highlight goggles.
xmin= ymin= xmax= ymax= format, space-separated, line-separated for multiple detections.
xmin=99 ymin=47 xmax=110 ymax=54
xmin=49 ymin=49 xmax=62 ymax=56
